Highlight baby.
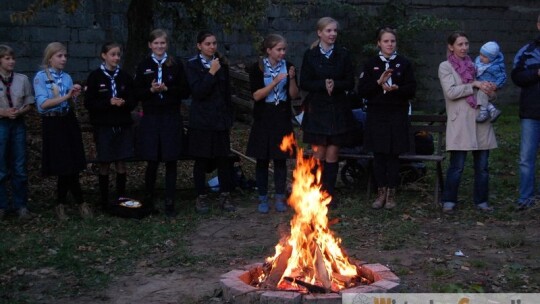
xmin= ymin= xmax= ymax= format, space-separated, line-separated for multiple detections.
xmin=474 ymin=41 xmax=506 ymax=123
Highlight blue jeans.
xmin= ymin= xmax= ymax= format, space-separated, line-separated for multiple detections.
xmin=442 ymin=150 xmax=489 ymax=205
xmin=518 ymin=119 xmax=540 ymax=203
xmin=0 ymin=118 xmax=28 ymax=210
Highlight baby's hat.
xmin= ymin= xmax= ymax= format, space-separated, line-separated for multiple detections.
xmin=480 ymin=41 xmax=500 ymax=61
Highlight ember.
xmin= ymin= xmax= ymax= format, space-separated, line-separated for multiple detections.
xmin=254 ymin=134 xmax=365 ymax=293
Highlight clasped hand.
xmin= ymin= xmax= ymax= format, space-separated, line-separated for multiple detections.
xmin=378 ymin=69 xmax=398 ymax=92
xmin=479 ymin=81 xmax=496 ymax=95
xmin=111 ymin=97 xmax=125 ymax=106
xmin=69 ymin=84 xmax=82 ymax=99
xmin=151 ymin=79 xmax=167 ymax=93
xmin=326 ymin=79 xmax=334 ymax=96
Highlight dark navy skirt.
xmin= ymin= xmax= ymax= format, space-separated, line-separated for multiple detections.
xmin=246 ymin=102 xmax=294 ymax=159
xmin=94 ymin=125 xmax=134 ymax=162
xmin=41 ymin=111 xmax=86 ymax=176
xmin=136 ymin=112 xmax=184 ymax=161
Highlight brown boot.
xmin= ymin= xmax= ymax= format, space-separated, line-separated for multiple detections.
xmin=385 ymin=188 xmax=397 ymax=209
xmin=372 ymin=187 xmax=387 ymax=209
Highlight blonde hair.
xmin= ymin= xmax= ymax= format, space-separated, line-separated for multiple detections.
xmin=0 ymin=44 xmax=15 ymax=59
xmin=311 ymin=17 xmax=339 ymax=49
xmin=41 ymin=42 xmax=67 ymax=97
xmin=148 ymin=28 xmax=175 ymax=67
xmin=42 ymin=42 xmax=66 ymax=68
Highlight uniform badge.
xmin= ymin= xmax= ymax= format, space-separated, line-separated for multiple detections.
xmin=396 ymin=63 xmax=401 ymax=68
xmin=144 ymin=69 xmax=153 ymax=75
xmin=374 ymin=67 xmax=379 ymax=71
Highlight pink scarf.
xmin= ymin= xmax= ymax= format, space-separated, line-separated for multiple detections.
xmin=448 ymin=54 xmax=477 ymax=108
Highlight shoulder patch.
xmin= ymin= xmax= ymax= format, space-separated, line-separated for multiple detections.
xmin=34 ymin=78 xmax=40 ymax=85
xmin=359 ymin=72 xmax=364 ymax=79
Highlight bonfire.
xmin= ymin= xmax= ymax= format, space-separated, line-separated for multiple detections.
xmin=254 ymin=133 xmax=365 ymax=293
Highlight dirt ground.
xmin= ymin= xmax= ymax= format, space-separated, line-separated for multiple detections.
xmin=17 ymin=113 xmax=540 ymax=303
xmin=48 ymin=201 xmax=539 ymax=304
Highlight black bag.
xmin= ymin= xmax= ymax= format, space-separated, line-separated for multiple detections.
xmin=414 ymin=131 xmax=434 ymax=155
xmin=108 ymin=197 xmax=152 ymax=219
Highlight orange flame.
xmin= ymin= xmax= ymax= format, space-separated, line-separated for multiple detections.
xmin=264 ymin=133 xmax=358 ymax=291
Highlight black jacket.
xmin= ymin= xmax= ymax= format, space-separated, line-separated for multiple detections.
xmin=185 ymin=55 xmax=233 ymax=131
xmin=299 ymin=45 xmax=355 ymax=135
xmin=133 ymin=56 xmax=190 ymax=114
xmin=84 ymin=68 xmax=136 ymax=126
xmin=357 ymin=54 xmax=416 ymax=114
xmin=511 ymin=35 xmax=540 ymax=120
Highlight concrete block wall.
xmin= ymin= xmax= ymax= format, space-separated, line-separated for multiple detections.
xmin=0 ymin=0 xmax=538 ymax=107
xmin=0 ymin=0 xmax=128 ymax=81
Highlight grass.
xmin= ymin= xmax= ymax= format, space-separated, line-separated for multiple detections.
xmin=1 ymin=103 xmax=538 ymax=302
xmin=0 ymin=211 xmax=197 ymax=301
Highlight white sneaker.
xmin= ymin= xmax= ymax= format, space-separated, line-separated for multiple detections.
xmin=18 ymin=208 xmax=33 ymax=221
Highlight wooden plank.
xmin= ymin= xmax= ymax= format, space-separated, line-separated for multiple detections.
xmin=231 ymin=95 xmax=253 ymax=109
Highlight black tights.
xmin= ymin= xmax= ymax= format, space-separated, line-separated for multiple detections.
xmin=193 ymin=157 xmax=232 ymax=196
xmin=57 ymin=174 xmax=83 ymax=204
xmin=145 ymin=161 xmax=177 ymax=201
xmin=255 ymin=159 xmax=287 ymax=196
xmin=373 ymin=153 xmax=400 ymax=188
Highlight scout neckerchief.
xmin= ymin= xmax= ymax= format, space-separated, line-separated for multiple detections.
xmin=0 ymin=73 xmax=13 ymax=108
xmin=319 ymin=43 xmax=334 ymax=59
xmin=48 ymin=69 xmax=66 ymax=97
xmin=151 ymin=52 xmax=168 ymax=99
xmin=100 ymin=63 xmax=120 ymax=97
xmin=263 ymin=58 xmax=286 ymax=105
xmin=199 ymin=54 xmax=214 ymax=69
xmin=45 ymin=68 xmax=72 ymax=112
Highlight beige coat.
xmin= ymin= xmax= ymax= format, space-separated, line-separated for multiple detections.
xmin=438 ymin=61 xmax=498 ymax=151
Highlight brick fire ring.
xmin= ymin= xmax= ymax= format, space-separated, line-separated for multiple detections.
xmin=220 ymin=261 xmax=400 ymax=303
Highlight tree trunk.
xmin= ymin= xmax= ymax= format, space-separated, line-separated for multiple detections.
xmin=124 ymin=0 xmax=154 ymax=76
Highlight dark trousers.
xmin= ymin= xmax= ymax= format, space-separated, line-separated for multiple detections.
xmin=256 ymin=159 xmax=287 ymax=196
xmin=145 ymin=161 xmax=177 ymax=201
xmin=373 ymin=153 xmax=400 ymax=188
xmin=57 ymin=174 xmax=83 ymax=204
xmin=193 ymin=157 xmax=232 ymax=196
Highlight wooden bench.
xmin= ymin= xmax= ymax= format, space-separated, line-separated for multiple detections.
xmin=326 ymin=114 xmax=446 ymax=205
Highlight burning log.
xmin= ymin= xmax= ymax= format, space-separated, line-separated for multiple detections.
xmin=256 ymin=134 xmax=360 ymax=293
xmin=314 ymin=246 xmax=332 ymax=290
xmin=260 ymin=244 xmax=292 ymax=289
xmin=283 ymin=277 xmax=328 ymax=293
xmin=332 ymin=272 xmax=353 ymax=287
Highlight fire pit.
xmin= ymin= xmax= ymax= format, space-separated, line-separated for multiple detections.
xmin=221 ymin=262 xmax=399 ymax=303
xmin=220 ymin=134 xmax=400 ymax=303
